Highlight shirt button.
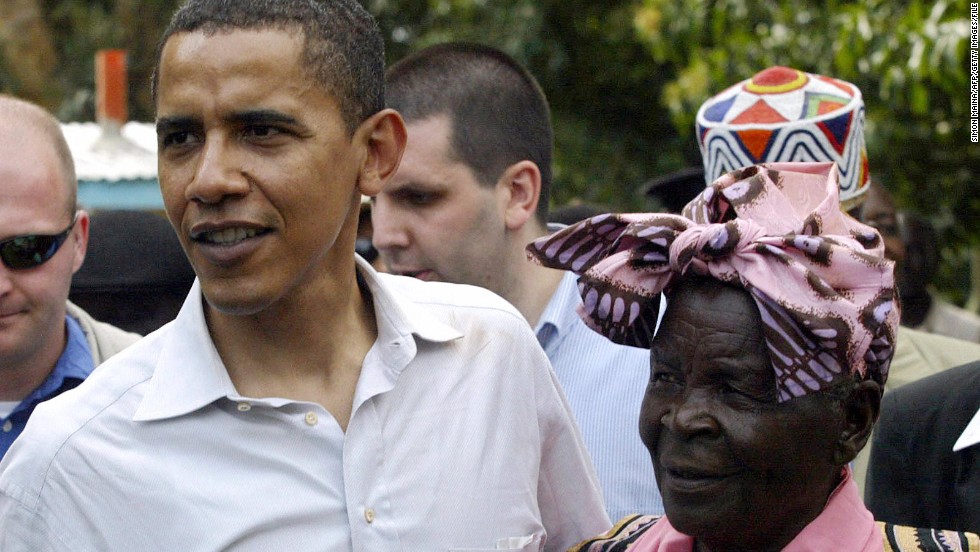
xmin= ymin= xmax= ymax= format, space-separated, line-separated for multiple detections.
xmin=304 ymin=411 xmax=318 ymax=426
xmin=2 ymin=420 xmax=11 ymax=433
xmin=364 ymin=508 xmax=375 ymax=523
xmin=237 ymin=402 xmax=251 ymax=412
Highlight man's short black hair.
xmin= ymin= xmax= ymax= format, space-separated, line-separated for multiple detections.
xmin=386 ymin=42 xmax=553 ymax=223
xmin=152 ymin=0 xmax=384 ymax=135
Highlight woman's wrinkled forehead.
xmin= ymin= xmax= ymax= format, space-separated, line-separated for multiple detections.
xmin=660 ymin=277 xmax=758 ymax=328
xmin=655 ymin=280 xmax=765 ymax=353
xmin=651 ymin=279 xmax=781 ymax=401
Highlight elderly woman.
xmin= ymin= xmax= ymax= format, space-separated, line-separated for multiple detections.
xmin=528 ymin=162 xmax=978 ymax=551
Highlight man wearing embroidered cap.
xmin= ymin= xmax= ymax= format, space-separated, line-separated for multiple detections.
xmin=696 ymin=66 xmax=870 ymax=210
xmin=693 ymin=66 xmax=980 ymax=496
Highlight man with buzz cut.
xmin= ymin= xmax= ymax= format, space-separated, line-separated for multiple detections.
xmin=0 ymin=94 xmax=139 ymax=461
xmin=372 ymin=42 xmax=664 ymax=521
xmin=0 ymin=2 xmax=610 ymax=550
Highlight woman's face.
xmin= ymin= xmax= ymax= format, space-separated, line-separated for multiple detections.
xmin=640 ymin=279 xmax=844 ymax=552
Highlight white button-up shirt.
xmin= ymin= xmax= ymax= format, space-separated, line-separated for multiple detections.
xmin=0 ymin=258 xmax=610 ymax=551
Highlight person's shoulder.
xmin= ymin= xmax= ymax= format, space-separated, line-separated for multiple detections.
xmin=66 ymin=300 xmax=142 ymax=361
xmin=931 ymin=297 xmax=980 ymax=323
xmin=877 ymin=361 xmax=980 ymax=450
xmin=888 ymin=359 xmax=980 ymax=405
xmin=890 ymin=326 xmax=980 ymax=389
xmin=377 ymin=273 xmax=525 ymax=321
xmin=926 ymin=297 xmax=980 ymax=340
xmin=897 ymin=325 xmax=980 ymax=355
xmin=0 ymin=330 xmax=164 ymax=500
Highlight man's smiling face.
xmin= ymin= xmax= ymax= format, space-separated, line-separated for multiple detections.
xmin=155 ymin=28 xmax=364 ymax=316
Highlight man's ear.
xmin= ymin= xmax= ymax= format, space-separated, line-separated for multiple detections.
xmin=498 ymin=160 xmax=541 ymax=231
xmin=70 ymin=209 xmax=90 ymax=275
xmin=833 ymin=379 xmax=882 ymax=465
xmin=355 ymin=108 xmax=407 ymax=197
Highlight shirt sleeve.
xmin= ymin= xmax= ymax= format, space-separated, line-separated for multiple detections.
xmin=0 ymin=485 xmax=81 ymax=552
xmin=519 ymin=331 xmax=613 ymax=551
xmin=864 ymin=389 xmax=913 ymax=521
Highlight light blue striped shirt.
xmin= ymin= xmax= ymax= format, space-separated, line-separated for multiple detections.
xmin=535 ymin=270 xmax=664 ymax=521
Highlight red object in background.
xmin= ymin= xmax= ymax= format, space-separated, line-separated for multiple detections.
xmin=96 ymin=49 xmax=127 ymax=126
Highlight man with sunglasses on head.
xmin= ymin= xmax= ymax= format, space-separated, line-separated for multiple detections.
xmin=0 ymin=95 xmax=140 ymax=460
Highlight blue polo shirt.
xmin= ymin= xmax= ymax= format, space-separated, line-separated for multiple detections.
xmin=0 ymin=315 xmax=94 ymax=459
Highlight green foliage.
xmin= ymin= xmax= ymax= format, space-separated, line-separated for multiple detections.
xmin=633 ymin=0 xmax=980 ymax=303
xmin=30 ymin=0 xmax=182 ymax=121
xmin=632 ymin=0 xmax=979 ymax=237
xmin=371 ymin=0 xmax=692 ymax=211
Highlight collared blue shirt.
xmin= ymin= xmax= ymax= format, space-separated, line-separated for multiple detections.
xmin=0 ymin=316 xmax=94 ymax=458
xmin=536 ymin=270 xmax=664 ymax=520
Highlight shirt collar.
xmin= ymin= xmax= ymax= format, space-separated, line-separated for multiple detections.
xmin=953 ymin=407 xmax=980 ymax=452
xmin=349 ymin=256 xmax=463 ymax=413
xmin=357 ymin=255 xmax=463 ymax=346
xmin=134 ymin=257 xmax=462 ymax=422
xmin=780 ymin=467 xmax=881 ymax=551
xmin=132 ymin=278 xmax=236 ymax=421
xmin=57 ymin=315 xmax=96 ymax=381
xmin=535 ymin=270 xmax=583 ymax=345
xmin=16 ymin=315 xmax=95 ymax=413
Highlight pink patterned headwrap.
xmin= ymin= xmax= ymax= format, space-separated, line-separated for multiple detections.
xmin=527 ymin=162 xmax=899 ymax=402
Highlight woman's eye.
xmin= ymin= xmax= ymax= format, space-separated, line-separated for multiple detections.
xmin=720 ymin=382 xmax=743 ymax=395
xmin=651 ymin=371 xmax=680 ymax=385
xmin=717 ymin=381 xmax=771 ymax=406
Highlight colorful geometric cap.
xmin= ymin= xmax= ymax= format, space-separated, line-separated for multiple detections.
xmin=696 ymin=66 xmax=870 ymax=209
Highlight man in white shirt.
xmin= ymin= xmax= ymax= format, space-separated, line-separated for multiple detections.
xmin=0 ymin=1 xmax=609 ymax=550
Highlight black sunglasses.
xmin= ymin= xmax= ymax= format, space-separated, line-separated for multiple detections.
xmin=0 ymin=215 xmax=78 ymax=270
